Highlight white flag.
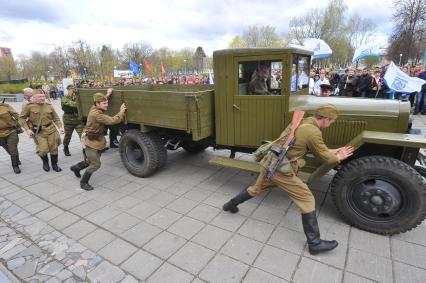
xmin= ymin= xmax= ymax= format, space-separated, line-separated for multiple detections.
xmin=384 ymin=62 xmax=426 ymax=93
xmin=352 ymin=46 xmax=382 ymax=63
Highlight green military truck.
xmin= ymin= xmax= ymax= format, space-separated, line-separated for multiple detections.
xmin=76 ymin=48 xmax=426 ymax=235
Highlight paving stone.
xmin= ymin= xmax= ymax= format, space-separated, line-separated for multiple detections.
xmin=62 ymin=219 xmax=97 ymax=240
xmin=221 ymin=234 xmax=263 ymax=265
xmin=243 ymin=267 xmax=288 ymax=283
xmin=186 ymin=203 xmax=221 ymax=223
xmin=145 ymin=208 xmax=182 ymax=229
xmin=13 ymin=259 xmax=38 ymax=279
xmin=293 ymin=257 xmax=342 ymax=283
xmin=391 ymin=239 xmax=426 ymax=269
xmin=169 ymin=242 xmax=215 ymax=275
xmin=393 ymin=261 xmax=426 ymax=283
xmin=146 ymin=191 xmax=179 ymax=207
xmin=394 ymin=226 xmax=426 ymax=246
xmin=1 ymin=243 xmax=26 ymax=260
xmin=251 ymin=205 xmax=285 ymax=225
xmin=268 ymin=226 xmax=306 ymax=255
xmin=127 ymin=201 xmax=161 ymax=219
xmin=199 ymin=254 xmax=249 ymax=283
xmin=7 ymin=256 xmax=25 ymax=269
xmin=342 ymin=272 xmax=377 ymax=283
xmin=121 ymin=274 xmax=139 ymax=283
xmin=87 ymin=260 xmax=125 ymax=282
xmin=203 ymin=192 xmax=234 ymax=208
xmin=346 ymin=248 xmax=392 ymax=283
xmin=192 ymin=225 xmax=233 ymax=251
xmin=36 ymin=206 xmax=65 ymax=222
xmin=253 ymin=245 xmax=299 ymax=281
xmin=55 ymin=269 xmax=73 ymax=281
xmin=166 ymin=197 xmax=198 ymax=214
xmin=122 ymin=221 xmax=162 ymax=247
xmin=349 ymin=228 xmax=390 ymax=258
xmin=144 ymin=231 xmax=186 ymax=259
xmin=111 ymin=196 xmax=141 ymax=210
xmin=304 ymin=240 xmax=347 ymax=269
xmin=101 ymin=212 xmax=140 ymax=234
xmin=167 ymin=216 xmax=205 ymax=239
xmin=130 ymin=187 xmax=160 ymax=201
xmin=48 ymin=212 xmax=80 ymax=230
xmin=146 ymin=262 xmax=193 ymax=282
xmin=39 ymin=260 xmax=65 ymax=276
xmin=79 ymin=228 xmax=116 ymax=252
xmin=70 ymin=200 xmax=105 ymax=217
xmin=237 ymin=218 xmax=275 ymax=243
xmin=98 ymin=238 xmax=137 ymax=265
xmin=183 ymin=187 xmax=212 ymax=202
xmin=210 ymin=212 xmax=246 ymax=232
xmin=85 ymin=206 xmax=121 ymax=225
xmin=121 ymin=250 xmax=163 ymax=281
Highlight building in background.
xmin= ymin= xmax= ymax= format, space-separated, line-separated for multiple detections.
xmin=0 ymin=47 xmax=12 ymax=57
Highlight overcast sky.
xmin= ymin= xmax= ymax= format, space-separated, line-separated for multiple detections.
xmin=0 ymin=0 xmax=394 ymax=57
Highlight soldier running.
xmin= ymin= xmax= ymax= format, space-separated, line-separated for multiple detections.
xmin=19 ymin=92 xmax=64 ymax=172
xmin=61 ymin=85 xmax=84 ymax=156
xmin=70 ymin=91 xmax=126 ymax=191
xmin=223 ymin=104 xmax=354 ymax=254
xmin=0 ymin=101 xmax=22 ymax=174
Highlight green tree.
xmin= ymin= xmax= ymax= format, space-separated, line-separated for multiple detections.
xmin=0 ymin=55 xmax=17 ymax=81
xmin=229 ymin=36 xmax=247 ymax=48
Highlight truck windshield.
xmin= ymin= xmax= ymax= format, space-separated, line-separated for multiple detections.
xmin=238 ymin=60 xmax=282 ymax=95
xmin=291 ymin=54 xmax=310 ymax=94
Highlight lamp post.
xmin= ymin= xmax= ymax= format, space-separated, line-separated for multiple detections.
xmin=83 ymin=67 xmax=87 ymax=80
xmin=399 ymin=54 xmax=403 ymax=66
xmin=184 ymin=59 xmax=187 ymax=75
xmin=139 ymin=63 xmax=143 ymax=79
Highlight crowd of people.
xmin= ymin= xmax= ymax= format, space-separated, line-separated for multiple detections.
xmin=308 ymin=64 xmax=426 ymax=114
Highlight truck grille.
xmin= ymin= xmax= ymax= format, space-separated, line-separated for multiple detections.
xmin=323 ymin=120 xmax=367 ymax=146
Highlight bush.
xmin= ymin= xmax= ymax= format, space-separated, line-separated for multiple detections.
xmin=0 ymin=83 xmax=29 ymax=94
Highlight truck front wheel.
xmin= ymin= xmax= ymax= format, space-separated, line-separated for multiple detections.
xmin=119 ymin=130 xmax=166 ymax=177
xmin=330 ymin=156 xmax=426 ymax=235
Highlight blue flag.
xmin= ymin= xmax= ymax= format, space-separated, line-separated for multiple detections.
xmin=129 ymin=60 xmax=140 ymax=75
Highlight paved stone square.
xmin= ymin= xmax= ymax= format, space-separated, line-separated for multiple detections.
xmin=0 ymin=99 xmax=426 ymax=282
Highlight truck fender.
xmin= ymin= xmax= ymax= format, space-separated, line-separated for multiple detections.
xmin=348 ymin=131 xmax=426 ymax=150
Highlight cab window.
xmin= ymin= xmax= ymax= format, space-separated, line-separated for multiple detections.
xmin=238 ymin=60 xmax=282 ymax=95
xmin=291 ymin=54 xmax=310 ymax=94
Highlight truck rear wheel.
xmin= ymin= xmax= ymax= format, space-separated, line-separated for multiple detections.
xmin=182 ymin=140 xmax=209 ymax=154
xmin=119 ymin=130 xmax=166 ymax=177
xmin=330 ymin=156 xmax=426 ymax=235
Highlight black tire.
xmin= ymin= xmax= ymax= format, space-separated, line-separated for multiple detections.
xmin=154 ymin=137 xmax=167 ymax=169
xmin=415 ymin=165 xmax=426 ymax=178
xmin=119 ymin=130 xmax=165 ymax=177
xmin=330 ymin=156 xmax=426 ymax=235
xmin=181 ymin=140 xmax=209 ymax=154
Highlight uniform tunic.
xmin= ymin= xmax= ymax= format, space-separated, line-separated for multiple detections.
xmin=0 ymin=103 xmax=19 ymax=156
xmin=19 ymin=102 xmax=63 ymax=156
xmin=247 ymin=117 xmax=339 ymax=213
xmin=61 ymin=95 xmax=84 ymax=146
xmin=82 ymin=106 xmax=124 ymax=174
xmin=248 ymin=71 xmax=269 ymax=95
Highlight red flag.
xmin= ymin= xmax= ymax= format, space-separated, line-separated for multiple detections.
xmin=161 ymin=61 xmax=165 ymax=75
xmin=144 ymin=58 xmax=153 ymax=75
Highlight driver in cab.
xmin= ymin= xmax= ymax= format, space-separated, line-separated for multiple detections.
xmin=248 ymin=61 xmax=271 ymax=95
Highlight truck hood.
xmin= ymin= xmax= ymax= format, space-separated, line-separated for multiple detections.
xmin=289 ymin=95 xmax=410 ymax=118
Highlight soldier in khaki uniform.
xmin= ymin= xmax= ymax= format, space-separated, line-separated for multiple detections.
xmin=0 ymin=102 xmax=21 ymax=173
xmin=19 ymin=92 xmax=64 ymax=172
xmin=61 ymin=85 xmax=84 ymax=156
xmin=223 ymin=104 xmax=354 ymax=254
xmin=70 ymin=91 xmax=126 ymax=191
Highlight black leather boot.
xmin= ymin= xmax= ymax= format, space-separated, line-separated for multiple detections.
xmin=11 ymin=155 xmax=21 ymax=174
xmin=302 ymin=211 xmax=338 ymax=255
xmin=80 ymin=172 xmax=94 ymax=191
xmin=70 ymin=161 xmax=88 ymax=178
xmin=40 ymin=155 xmax=50 ymax=172
xmin=223 ymin=189 xmax=253 ymax=213
xmin=50 ymin=154 xmax=62 ymax=172
xmin=63 ymin=145 xmax=71 ymax=156
xmin=17 ymin=153 xmax=21 ymax=165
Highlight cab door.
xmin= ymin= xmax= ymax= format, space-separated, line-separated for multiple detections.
xmin=233 ymin=56 xmax=288 ymax=147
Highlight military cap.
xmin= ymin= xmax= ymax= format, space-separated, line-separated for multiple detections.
xmin=66 ymin=85 xmax=75 ymax=90
xmin=93 ymin=93 xmax=107 ymax=103
xmin=319 ymin=83 xmax=333 ymax=90
xmin=315 ymin=104 xmax=338 ymax=120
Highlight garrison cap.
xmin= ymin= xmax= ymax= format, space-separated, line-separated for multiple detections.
xmin=315 ymin=104 xmax=338 ymax=120
xmin=66 ymin=85 xmax=75 ymax=90
xmin=93 ymin=93 xmax=107 ymax=103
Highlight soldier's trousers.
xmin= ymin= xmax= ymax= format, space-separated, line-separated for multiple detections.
xmin=63 ymin=123 xmax=84 ymax=146
xmin=247 ymin=167 xmax=315 ymax=213
xmin=84 ymin=147 xmax=102 ymax=174
xmin=36 ymin=130 xmax=61 ymax=156
xmin=0 ymin=132 xmax=19 ymax=156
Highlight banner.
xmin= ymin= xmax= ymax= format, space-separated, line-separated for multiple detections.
xmin=352 ymin=46 xmax=382 ymax=63
xmin=144 ymin=58 xmax=153 ymax=75
xmin=113 ymin=70 xmax=133 ymax=78
xmin=129 ymin=60 xmax=140 ymax=75
xmin=384 ymin=62 xmax=426 ymax=93
xmin=161 ymin=61 xmax=165 ymax=75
